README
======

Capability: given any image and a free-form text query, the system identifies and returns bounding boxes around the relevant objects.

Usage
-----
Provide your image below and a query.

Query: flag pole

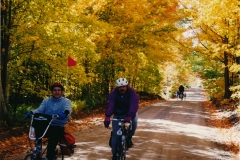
[66,56,76,97]
[65,66,69,97]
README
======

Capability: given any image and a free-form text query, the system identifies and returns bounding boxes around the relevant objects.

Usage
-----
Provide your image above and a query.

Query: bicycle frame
[111,118,132,159]
[24,114,57,160]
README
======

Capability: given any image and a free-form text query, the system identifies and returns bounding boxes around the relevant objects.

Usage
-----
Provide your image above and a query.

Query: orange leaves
[164,3,178,13]
[225,142,239,154]
[203,101,240,154]
[207,118,233,129]
[204,101,233,129]
[0,134,30,158]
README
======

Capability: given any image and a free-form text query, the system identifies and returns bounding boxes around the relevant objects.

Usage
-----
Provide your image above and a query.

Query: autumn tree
[1,0,190,126]
[178,0,240,99]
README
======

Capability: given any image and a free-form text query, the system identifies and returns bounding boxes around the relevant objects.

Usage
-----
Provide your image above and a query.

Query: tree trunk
[1,0,12,126]
[222,36,231,99]
[224,51,231,98]
[0,38,11,125]
[0,77,11,125]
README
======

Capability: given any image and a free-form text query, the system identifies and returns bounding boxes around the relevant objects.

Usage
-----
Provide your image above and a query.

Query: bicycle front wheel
[24,154,34,160]
[116,136,123,159]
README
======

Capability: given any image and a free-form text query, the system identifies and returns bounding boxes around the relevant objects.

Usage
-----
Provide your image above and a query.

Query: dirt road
[61,86,234,160]
[16,86,235,160]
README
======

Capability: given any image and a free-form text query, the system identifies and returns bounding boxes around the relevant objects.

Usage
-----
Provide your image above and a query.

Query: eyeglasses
[53,89,62,91]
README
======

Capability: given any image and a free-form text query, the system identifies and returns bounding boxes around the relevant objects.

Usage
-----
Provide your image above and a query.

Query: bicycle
[24,113,66,160]
[110,118,132,160]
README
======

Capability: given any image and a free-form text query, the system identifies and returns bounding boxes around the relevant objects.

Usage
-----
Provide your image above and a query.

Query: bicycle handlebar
[30,113,59,118]
[109,118,132,131]
[110,118,132,124]
[111,118,124,121]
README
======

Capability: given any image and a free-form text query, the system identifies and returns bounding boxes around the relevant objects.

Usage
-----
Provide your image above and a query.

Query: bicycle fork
[30,139,43,159]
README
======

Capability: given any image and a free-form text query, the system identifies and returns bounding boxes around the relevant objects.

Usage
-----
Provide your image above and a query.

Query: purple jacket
[105,86,139,119]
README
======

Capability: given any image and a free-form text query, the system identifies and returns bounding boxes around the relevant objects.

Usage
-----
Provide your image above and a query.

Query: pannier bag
[59,132,76,156]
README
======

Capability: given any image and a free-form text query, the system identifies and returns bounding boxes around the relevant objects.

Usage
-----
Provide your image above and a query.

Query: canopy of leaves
[177,0,240,100]
[1,0,200,124]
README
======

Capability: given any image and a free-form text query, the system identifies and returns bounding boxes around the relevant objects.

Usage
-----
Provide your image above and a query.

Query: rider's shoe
[127,138,133,148]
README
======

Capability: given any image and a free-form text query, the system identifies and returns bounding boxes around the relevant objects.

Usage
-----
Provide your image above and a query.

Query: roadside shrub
[71,100,85,114]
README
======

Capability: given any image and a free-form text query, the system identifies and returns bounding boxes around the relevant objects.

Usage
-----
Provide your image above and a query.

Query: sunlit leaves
[178,0,240,99]
[1,0,196,116]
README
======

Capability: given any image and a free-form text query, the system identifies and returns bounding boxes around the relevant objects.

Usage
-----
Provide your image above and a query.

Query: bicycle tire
[179,93,183,100]
[120,135,128,160]
[116,135,123,159]
[24,154,34,160]
[121,133,128,160]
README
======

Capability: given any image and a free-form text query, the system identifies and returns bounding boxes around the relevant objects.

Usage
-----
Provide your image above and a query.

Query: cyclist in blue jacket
[104,78,139,160]
[24,82,71,160]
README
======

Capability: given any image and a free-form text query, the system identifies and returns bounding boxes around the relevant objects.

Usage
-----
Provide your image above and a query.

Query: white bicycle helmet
[116,78,128,87]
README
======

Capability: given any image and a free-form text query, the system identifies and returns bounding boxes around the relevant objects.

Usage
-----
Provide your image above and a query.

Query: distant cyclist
[104,78,139,160]
[178,85,184,95]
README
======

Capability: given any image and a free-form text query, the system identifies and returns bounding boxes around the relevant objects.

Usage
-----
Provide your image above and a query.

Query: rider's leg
[127,113,138,148]
[128,113,138,138]
[46,126,64,160]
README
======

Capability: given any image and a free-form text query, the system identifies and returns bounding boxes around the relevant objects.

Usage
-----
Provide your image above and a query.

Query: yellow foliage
[230,84,240,100]
[220,99,231,105]
[229,63,240,73]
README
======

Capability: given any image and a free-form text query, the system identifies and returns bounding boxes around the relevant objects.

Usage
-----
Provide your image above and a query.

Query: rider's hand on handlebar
[58,113,66,120]
[124,116,132,123]
[104,117,110,128]
[24,111,33,120]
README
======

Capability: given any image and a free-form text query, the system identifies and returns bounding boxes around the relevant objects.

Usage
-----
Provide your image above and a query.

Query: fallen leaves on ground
[204,101,239,154]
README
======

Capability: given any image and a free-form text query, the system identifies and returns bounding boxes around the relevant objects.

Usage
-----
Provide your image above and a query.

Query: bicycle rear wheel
[179,93,183,100]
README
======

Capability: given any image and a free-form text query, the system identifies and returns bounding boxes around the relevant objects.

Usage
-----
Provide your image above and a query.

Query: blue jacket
[32,96,71,127]
[105,86,139,119]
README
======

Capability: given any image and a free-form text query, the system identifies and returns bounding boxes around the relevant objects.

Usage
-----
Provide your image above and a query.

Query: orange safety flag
[68,56,77,67]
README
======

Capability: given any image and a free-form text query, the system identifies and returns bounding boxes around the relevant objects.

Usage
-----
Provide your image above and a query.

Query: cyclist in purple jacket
[104,78,139,160]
